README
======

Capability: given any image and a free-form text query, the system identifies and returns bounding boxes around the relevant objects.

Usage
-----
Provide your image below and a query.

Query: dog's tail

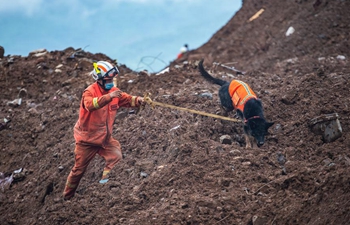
[198,59,227,86]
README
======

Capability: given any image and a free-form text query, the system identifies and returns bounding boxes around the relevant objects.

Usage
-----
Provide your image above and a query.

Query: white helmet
[91,61,119,80]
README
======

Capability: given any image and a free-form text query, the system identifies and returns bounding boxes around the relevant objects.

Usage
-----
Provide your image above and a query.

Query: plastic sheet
[0,172,13,192]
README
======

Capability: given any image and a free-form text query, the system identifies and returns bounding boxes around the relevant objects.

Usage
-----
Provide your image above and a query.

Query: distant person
[177,44,189,59]
[63,60,146,200]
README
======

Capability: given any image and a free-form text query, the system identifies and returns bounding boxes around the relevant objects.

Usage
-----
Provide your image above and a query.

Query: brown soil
[1,0,350,224]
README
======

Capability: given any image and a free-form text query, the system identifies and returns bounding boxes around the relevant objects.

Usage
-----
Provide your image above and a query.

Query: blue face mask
[104,83,114,90]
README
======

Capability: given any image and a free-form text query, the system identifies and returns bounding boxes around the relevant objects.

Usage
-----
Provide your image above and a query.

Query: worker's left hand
[138,97,146,106]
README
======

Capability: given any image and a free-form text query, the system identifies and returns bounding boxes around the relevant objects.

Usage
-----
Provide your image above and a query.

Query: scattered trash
[198,92,213,99]
[140,171,148,178]
[213,62,245,75]
[286,26,295,36]
[286,57,298,64]
[13,168,27,182]
[30,49,47,55]
[13,168,22,174]
[7,98,22,107]
[248,8,265,22]
[336,55,346,60]
[169,125,181,131]
[0,168,26,192]
[309,113,342,143]
[34,51,48,57]
[18,88,27,98]
[156,67,170,75]
[174,65,183,69]
[0,117,10,131]
[0,173,13,192]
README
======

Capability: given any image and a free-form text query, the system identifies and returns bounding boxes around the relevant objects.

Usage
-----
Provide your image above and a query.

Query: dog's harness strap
[244,115,260,123]
[238,95,257,107]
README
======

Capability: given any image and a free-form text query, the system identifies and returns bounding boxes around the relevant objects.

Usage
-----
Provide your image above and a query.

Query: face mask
[104,83,114,90]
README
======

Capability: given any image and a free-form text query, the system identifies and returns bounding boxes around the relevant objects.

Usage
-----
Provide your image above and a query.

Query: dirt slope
[1,0,350,224]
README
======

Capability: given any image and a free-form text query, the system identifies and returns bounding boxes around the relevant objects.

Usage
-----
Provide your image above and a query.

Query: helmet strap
[97,79,108,90]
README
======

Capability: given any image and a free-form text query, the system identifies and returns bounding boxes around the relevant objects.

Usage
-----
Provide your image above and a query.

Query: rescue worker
[63,60,145,200]
[177,44,189,59]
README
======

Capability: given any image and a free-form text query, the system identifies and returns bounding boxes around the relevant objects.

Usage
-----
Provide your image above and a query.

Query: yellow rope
[141,93,241,123]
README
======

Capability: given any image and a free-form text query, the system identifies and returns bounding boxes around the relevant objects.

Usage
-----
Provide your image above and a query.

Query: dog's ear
[265,122,274,131]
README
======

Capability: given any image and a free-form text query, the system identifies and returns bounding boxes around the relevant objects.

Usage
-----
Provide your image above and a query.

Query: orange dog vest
[228,80,257,112]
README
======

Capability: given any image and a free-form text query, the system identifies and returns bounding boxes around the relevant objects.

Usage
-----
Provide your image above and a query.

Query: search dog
[198,59,273,148]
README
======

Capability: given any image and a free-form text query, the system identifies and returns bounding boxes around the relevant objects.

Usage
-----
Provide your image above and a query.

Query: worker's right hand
[109,90,123,99]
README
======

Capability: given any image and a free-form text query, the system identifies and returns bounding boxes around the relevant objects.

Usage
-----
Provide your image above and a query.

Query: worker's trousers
[63,138,122,200]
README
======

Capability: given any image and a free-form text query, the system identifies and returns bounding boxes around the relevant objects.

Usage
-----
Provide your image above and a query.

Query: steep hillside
[1,0,349,224]
[182,0,349,73]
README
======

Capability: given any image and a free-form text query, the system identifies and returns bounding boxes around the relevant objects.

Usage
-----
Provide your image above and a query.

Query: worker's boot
[99,169,110,184]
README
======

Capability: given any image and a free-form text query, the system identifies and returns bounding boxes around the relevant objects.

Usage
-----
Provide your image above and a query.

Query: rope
[141,93,241,123]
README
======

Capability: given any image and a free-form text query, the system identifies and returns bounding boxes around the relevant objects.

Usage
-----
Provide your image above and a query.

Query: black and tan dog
[198,59,273,148]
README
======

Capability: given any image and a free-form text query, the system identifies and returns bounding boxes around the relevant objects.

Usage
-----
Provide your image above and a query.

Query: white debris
[7,98,22,106]
[156,67,169,75]
[30,49,46,54]
[285,26,295,36]
[336,55,346,60]
[0,173,13,192]
[34,52,47,57]
[169,125,180,131]
[55,64,63,69]
[286,57,298,63]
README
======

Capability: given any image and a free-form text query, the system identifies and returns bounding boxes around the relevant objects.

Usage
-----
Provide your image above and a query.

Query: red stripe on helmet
[98,65,107,72]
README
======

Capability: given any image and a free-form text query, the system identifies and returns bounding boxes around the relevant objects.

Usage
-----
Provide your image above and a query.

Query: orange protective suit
[228,80,257,112]
[63,82,140,200]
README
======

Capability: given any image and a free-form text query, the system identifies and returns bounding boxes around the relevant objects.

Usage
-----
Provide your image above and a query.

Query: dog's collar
[244,116,260,123]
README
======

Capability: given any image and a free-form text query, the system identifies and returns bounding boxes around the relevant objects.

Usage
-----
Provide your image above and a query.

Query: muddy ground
[1,0,350,224]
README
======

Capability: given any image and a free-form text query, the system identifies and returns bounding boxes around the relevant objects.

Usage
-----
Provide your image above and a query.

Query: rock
[309,113,342,143]
[0,45,4,58]
[229,149,241,156]
[220,135,232,145]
